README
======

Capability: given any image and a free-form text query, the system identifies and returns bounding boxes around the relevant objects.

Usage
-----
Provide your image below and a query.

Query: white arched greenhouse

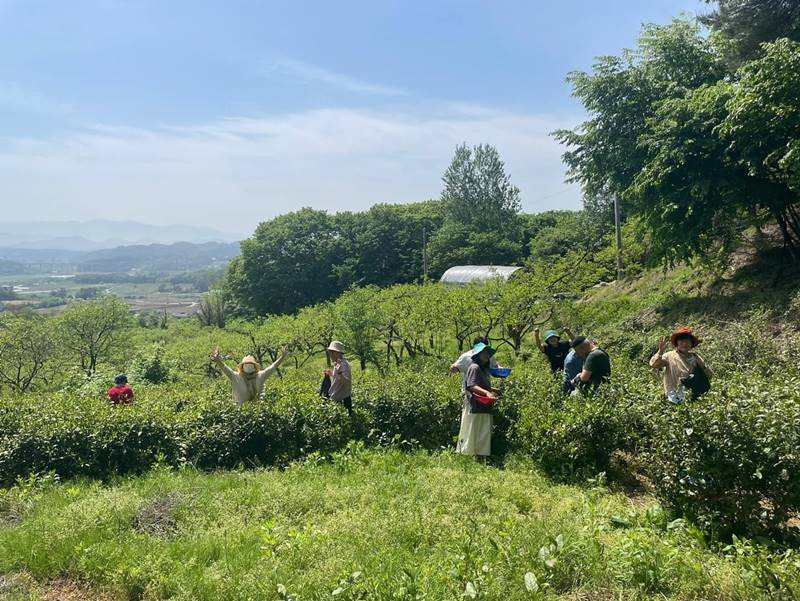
[439,265,523,286]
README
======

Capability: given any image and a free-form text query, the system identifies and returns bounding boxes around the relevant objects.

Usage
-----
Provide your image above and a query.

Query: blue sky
[0,0,705,236]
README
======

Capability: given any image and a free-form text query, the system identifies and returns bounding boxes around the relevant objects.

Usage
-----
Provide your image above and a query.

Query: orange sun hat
[670,327,700,348]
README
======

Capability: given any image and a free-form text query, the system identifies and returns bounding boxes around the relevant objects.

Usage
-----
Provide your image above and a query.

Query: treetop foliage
[223,143,564,317]
[557,16,800,265]
[701,0,800,65]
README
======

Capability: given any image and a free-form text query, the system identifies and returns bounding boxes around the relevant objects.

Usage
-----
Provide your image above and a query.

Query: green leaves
[224,202,445,316]
[558,17,800,265]
[58,296,133,376]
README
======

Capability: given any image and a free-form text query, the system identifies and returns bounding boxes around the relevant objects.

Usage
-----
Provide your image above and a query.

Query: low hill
[0,247,85,265]
[76,240,240,273]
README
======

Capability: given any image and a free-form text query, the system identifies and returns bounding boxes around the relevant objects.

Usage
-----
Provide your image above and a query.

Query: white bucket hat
[327,340,346,353]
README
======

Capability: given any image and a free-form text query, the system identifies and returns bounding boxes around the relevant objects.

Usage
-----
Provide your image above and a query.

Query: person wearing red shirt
[107,373,134,405]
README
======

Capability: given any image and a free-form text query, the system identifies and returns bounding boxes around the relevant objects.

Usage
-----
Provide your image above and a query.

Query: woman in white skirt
[454,341,498,458]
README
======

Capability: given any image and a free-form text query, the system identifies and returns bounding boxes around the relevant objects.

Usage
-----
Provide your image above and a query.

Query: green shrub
[129,342,176,385]
[511,372,652,481]
[643,374,800,541]
[3,354,800,546]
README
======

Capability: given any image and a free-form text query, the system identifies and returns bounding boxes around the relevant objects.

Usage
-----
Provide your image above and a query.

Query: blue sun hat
[544,330,559,342]
[472,341,496,357]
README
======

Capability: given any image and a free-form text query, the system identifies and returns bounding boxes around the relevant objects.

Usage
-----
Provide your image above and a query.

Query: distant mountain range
[0,220,242,252]
[76,241,240,273]
[0,241,241,275]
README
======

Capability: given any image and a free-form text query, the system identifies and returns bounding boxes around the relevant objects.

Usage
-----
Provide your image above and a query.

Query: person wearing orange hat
[650,327,712,403]
[211,346,289,406]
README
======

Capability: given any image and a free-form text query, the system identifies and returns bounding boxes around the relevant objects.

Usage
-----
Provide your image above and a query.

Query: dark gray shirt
[465,362,492,394]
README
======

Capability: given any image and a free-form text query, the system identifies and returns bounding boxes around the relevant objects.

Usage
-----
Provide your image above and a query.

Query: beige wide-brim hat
[238,355,261,370]
[327,341,346,353]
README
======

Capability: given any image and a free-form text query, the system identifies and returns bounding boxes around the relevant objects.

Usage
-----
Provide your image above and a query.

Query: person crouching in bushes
[650,327,712,404]
[320,340,352,416]
[107,373,134,405]
[569,336,611,395]
[457,341,499,460]
[211,346,288,406]
[562,346,584,395]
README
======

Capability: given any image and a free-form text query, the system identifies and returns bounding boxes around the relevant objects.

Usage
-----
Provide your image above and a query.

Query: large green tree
[58,296,132,375]
[555,20,726,218]
[441,143,521,229]
[333,201,445,288]
[429,144,524,275]
[722,39,800,256]
[226,208,338,316]
[556,19,800,264]
[701,0,800,65]
[224,202,445,316]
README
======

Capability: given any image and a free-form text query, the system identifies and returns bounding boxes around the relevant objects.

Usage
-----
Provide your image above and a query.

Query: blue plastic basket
[489,367,511,378]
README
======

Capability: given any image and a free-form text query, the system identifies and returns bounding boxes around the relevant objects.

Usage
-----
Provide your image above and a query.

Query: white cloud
[265,59,409,97]
[0,106,583,234]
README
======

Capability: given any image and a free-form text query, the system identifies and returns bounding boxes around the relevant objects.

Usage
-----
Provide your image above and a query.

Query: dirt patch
[608,450,654,496]
[39,578,114,601]
[0,503,24,528]
[564,591,623,601]
[0,573,115,601]
[132,492,184,538]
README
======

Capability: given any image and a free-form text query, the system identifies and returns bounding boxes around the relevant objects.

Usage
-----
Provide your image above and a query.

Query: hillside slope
[571,248,800,348]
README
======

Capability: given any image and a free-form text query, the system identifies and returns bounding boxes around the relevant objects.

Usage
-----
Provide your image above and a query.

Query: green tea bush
[511,371,653,481]
[0,389,355,482]
[644,373,800,541]
[352,366,462,448]
[129,342,176,385]
[0,368,465,484]
[3,354,800,545]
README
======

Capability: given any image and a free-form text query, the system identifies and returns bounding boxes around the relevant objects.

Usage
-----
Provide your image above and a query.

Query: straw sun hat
[238,355,261,370]
[327,341,346,353]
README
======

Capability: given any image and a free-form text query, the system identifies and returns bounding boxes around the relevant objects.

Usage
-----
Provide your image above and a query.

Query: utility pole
[614,195,624,281]
[422,227,428,282]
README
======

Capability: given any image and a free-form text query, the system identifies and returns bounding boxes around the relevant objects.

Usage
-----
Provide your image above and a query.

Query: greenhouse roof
[439,265,523,285]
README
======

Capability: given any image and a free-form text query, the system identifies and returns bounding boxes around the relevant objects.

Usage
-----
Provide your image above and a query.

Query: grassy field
[2,449,798,601]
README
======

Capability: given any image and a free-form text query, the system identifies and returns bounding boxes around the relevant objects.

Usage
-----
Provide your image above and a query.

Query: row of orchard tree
[0,297,132,392]
[226,277,560,373]
[0,278,565,393]
[223,248,620,373]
